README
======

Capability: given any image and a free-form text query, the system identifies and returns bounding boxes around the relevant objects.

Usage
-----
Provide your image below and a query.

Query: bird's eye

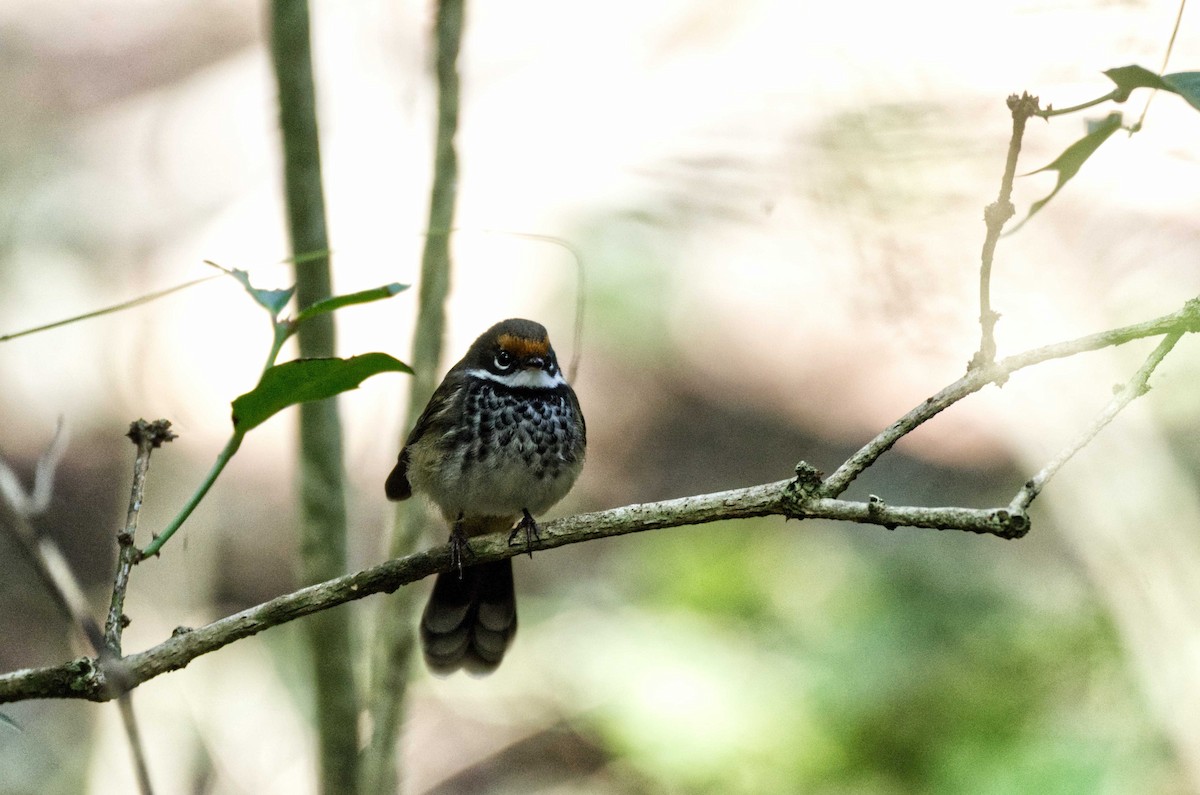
[493,350,514,371]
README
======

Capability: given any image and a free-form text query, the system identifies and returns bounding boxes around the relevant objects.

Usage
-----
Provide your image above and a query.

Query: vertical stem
[117,696,155,795]
[268,2,358,793]
[361,1,465,792]
[107,420,176,654]
[109,420,176,795]
[1134,0,1187,131]
[972,92,1038,369]
[1,420,168,794]
[139,432,240,560]
[411,0,464,403]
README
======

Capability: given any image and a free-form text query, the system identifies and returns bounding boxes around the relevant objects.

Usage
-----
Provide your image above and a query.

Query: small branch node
[1007,91,1041,120]
[792,461,824,493]
[126,419,177,450]
[784,461,825,517]
[968,346,1006,379]
[983,200,1015,227]
[999,510,1031,539]
[1183,297,1200,329]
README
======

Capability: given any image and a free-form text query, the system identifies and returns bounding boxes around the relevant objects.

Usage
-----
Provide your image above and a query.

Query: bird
[386,318,586,675]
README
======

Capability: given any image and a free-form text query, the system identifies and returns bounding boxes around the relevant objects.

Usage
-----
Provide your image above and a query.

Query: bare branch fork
[0,295,1194,705]
[973,92,1040,368]
[0,419,174,794]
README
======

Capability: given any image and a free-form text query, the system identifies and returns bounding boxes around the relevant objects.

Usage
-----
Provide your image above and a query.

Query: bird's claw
[449,519,475,579]
[507,509,541,559]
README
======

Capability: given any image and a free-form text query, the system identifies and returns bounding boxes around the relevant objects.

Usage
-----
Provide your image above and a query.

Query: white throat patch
[466,367,566,389]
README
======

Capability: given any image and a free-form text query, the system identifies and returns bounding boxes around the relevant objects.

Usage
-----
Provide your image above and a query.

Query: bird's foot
[449,517,475,579]
[507,509,541,559]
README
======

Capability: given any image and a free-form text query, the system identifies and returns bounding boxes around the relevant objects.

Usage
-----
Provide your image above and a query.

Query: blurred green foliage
[548,520,1180,794]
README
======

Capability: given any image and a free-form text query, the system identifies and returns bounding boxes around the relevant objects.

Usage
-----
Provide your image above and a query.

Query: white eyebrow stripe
[465,368,566,389]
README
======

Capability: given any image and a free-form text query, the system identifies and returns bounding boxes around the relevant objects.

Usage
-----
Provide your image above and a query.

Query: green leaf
[1011,111,1123,232]
[230,269,295,316]
[1102,65,1200,112]
[231,353,412,432]
[1103,65,1168,100]
[205,261,295,316]
[294,283,409,324]
[1163,71,1200,111]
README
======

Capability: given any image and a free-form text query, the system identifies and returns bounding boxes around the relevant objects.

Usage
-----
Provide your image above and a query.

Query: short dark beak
[526,356,546,369]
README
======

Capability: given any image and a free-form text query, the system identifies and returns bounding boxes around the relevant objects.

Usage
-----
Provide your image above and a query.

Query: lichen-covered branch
[823,296,1200,499]
[0,296,1193,708]
[0,481,1030,705]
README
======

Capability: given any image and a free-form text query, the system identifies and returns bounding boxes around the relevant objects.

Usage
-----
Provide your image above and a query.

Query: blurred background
[1,0,1200,792]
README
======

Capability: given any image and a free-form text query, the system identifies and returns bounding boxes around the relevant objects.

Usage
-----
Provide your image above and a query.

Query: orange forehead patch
[497,332,550,358]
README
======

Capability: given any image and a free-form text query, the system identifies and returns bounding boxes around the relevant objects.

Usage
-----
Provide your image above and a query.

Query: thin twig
[0,507,104,653]
[0,424,157,794]
[0,422,103,651]
[1035,91,1120,119]
[476,229,588,382]
[138,432,242,560]
[0,276,220,344]
[106,420,176,655]
[972,92,1041,368]
[823,295,1200,498]
[1010,331,1182,511]
[1134,0,1188,131]
[117,697,154,795]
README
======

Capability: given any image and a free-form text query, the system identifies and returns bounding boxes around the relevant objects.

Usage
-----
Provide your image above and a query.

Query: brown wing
[384,449,412,501]
[567,384,586,449]
[384,373,462,501]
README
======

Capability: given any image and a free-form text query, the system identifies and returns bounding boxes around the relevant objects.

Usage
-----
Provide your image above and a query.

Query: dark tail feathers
[420,559,517,675]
